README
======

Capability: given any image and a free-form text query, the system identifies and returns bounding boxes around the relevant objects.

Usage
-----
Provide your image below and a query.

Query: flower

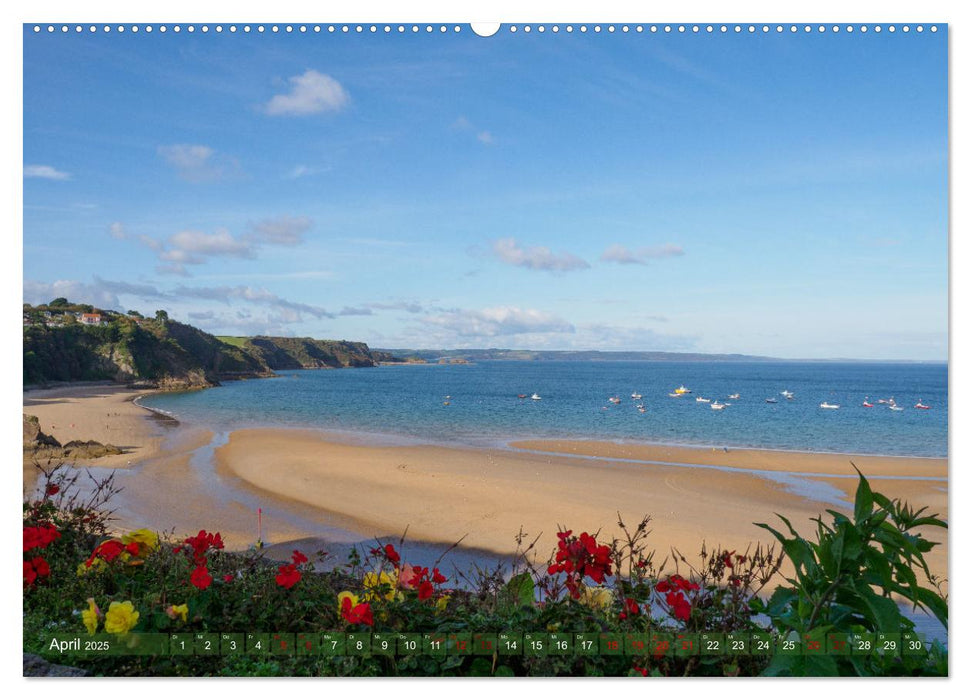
[23,524,60,552]
[104,601,139,634]
[435,595,450,612]
[291,550,308,565]
[418,581,434,601]
[276,563,301,589]
[666,591,692,621]
[183,530,224,564]
[24,561,37,587]
[547,530,613,598]
[578,585,615,611]
[121,528,159,557]
[82,598,101,635]
[166,603,189,622]
[618,597,640,620]
[223,574,234,583]
[31,556,50,578]
[383,544,400,566]
[190,565,213,590]
[363,569,400,601]
[338,593,373,626]
[45,484,60,497]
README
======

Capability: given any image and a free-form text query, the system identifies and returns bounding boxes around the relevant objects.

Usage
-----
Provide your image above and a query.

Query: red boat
[862,401,874,407]
[915,401,930,410]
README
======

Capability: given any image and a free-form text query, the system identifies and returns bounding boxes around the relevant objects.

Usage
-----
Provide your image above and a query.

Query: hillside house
[79,313,103,326]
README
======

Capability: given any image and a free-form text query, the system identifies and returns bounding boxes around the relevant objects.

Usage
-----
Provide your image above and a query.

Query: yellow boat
[674,385,691,395]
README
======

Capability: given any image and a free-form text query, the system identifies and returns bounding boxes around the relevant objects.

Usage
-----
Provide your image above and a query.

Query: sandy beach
[21,385,948,589]
[214,428,948,586]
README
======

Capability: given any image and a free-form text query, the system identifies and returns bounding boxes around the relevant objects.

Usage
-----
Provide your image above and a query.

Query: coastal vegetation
[23,464,947,677]
[23,300,387,388]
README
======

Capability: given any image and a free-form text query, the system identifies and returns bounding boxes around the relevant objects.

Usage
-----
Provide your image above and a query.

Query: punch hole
[471,23,500,37]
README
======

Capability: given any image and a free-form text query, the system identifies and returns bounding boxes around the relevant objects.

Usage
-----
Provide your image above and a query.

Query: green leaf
[494,665,515,677]
[914,586,949,629]
[854,469,874,524]
[505,572,535,608]
[802,651,840,677]
[856,587,902,632]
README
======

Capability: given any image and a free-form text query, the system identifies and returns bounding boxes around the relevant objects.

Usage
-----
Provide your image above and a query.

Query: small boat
[631,393,642,400]
[820,402,840,409]
[696,397,711,403]
[765,398,778,404]
[443,401,450,406]
[674,385,692,395]
[711,401,726,410]
[889,405,904,412]
[668,393,683,398]
[877,398,889,404]
[915,401,930,410]
[608,397,622,404]
[638,407,646,413]
[530,393,542,401]
[781,390,794,399]
[728,393,740,400]
[862,400,874,408]
[517,394,527,399]
[635,403,644,409]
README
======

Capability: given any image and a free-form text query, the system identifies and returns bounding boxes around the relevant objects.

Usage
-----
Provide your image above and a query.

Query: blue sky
[22,24,948,359]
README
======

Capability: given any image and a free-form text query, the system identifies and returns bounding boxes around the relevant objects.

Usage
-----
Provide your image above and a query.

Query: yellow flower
[578,585,615,611]
[337,591,359,610]
[435,595,450,612]
[81,598,101,635]
[166,603,189,622]
[104,601,140,634]
[121,529,158,556]
[363,570,401,601]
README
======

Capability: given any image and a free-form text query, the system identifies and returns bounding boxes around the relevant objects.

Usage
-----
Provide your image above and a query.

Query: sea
[140,360,948,458]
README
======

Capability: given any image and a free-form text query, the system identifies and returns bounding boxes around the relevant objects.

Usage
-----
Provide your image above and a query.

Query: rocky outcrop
[23,414,60,448]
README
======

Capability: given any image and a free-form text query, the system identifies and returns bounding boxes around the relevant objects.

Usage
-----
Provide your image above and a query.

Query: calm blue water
[140,361,947,457]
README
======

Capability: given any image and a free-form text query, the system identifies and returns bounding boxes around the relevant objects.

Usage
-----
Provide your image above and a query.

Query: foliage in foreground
[23,464,947,677]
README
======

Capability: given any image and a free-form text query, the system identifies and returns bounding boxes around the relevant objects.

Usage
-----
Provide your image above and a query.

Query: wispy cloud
[23,276,166,310]
[172,284,334,321]
[157,144,241,183]
[421,305,575,338]
[452,115,495,146]
[600,243,685,265]
[24,165,71,180]
[265,70,349,116]
[247,216,312,246]
[491,237,590,272]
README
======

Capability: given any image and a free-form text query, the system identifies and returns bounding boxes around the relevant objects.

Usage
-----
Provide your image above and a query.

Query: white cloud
[169,229,253,258]
[600,243,686,265]
[24,165,71,180]
[491,237,590,272]
[157,144,239,183]
[248,216,312,246]
[108,222,127,240]
[172,284,334,320]
[477,131,494,144]
[23,277,166,310]
[265,70,349,116]
[452,115,495,145]
[422,306,575,338]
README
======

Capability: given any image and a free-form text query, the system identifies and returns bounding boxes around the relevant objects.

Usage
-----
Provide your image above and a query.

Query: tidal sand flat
[214,428,947,586]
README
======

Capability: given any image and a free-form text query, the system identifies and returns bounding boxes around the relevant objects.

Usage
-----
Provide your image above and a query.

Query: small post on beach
[256,507,263,550]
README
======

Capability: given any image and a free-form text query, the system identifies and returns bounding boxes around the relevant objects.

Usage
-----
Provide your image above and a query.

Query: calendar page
[21,8,950,681]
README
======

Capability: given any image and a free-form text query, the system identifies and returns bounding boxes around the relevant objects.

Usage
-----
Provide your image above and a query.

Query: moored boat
[711,401,726,410]
[915,401,930,410]
[530,393,542,400]
[696,397,711,403]
[820,402,840,409]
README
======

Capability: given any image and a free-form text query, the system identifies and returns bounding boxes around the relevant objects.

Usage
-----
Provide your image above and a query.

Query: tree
[49,297,69,307]
[155,309,169,323]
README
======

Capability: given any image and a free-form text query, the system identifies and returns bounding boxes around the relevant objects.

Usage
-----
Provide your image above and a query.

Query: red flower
[23,524,60,552]
[125,542,141,556]
[23,561,37,586]
[223,574,234,582]
[340,597,374,626]
[632,664,649,677]
[431,568,447,585]
[183,530,224,564]
[45,484,60,497]
[31,556,50,578]
[190,565,213,590]
[418,580,434,601]
[86,539,125,566]
[655,579,671,593]
[275,563,301,589]
[547,530,613,599]
[384,544,400,566]
[666,591,692,621]
[291,550,308,565]
[618,597,640,620]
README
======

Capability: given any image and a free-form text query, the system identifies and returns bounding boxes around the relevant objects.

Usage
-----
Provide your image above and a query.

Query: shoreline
[21,385,948,590]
